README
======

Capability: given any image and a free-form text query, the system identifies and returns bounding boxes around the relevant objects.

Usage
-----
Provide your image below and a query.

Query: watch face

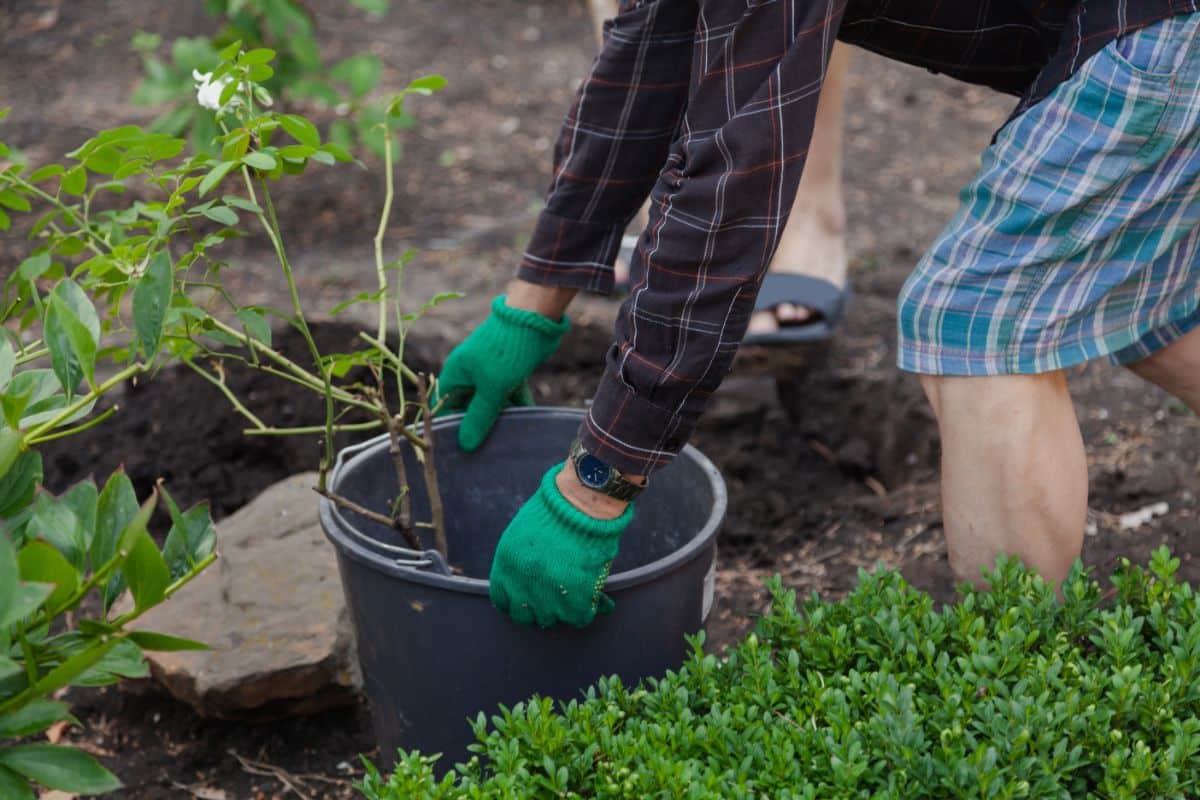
[577,454,613,490]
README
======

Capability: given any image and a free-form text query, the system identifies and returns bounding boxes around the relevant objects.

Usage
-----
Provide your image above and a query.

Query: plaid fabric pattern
[518,0,1198,476]
[898,12,1200,376]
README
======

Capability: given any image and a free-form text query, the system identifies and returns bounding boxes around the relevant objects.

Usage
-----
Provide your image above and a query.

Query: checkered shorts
[898,12,1200,376]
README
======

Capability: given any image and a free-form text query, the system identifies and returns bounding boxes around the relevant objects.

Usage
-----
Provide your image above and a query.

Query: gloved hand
[434,295,569,451]
[489,465,634,628]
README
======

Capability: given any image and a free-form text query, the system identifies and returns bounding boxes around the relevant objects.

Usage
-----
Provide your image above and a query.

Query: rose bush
[0,43,446,793]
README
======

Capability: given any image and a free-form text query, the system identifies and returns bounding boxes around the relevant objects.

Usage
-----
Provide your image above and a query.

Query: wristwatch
[568,438,646,502]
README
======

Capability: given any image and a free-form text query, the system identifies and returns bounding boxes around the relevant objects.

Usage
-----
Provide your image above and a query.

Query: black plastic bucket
[319,407,726,767]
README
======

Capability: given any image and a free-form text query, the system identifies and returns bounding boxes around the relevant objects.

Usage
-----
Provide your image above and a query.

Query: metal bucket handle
[326,432,451,575]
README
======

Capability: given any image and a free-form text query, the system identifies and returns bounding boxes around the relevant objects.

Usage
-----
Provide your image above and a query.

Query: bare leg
[748,43,850,334]
[1126,325,1200,413]
[592,0,850,328]
[919,371,1088,589]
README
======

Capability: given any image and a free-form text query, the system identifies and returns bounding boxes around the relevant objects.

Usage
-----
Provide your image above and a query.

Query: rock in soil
[121,473,361,719]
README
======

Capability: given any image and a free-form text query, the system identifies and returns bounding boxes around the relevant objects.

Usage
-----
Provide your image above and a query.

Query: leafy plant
[0,118,218,797]
[0,32,445,796]
[3,44,450,542]
[359,549,1200,799]
[132,0,405,157]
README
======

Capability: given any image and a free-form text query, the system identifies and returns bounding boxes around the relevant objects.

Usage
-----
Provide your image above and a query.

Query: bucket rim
[318,406,726,595]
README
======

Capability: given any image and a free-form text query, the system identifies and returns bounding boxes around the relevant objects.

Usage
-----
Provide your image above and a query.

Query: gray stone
[125,472,360,719]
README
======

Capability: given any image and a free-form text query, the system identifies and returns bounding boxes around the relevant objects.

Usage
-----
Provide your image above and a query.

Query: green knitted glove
[489,465,634,628]
[434,295,569,452]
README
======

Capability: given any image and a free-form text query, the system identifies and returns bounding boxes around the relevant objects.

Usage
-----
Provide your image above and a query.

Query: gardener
[437,1,1200,628]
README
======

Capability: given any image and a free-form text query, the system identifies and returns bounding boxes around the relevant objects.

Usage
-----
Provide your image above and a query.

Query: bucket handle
[325,432,453,576]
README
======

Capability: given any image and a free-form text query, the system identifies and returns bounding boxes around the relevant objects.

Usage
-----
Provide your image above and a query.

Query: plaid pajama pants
[898,12,1200,376]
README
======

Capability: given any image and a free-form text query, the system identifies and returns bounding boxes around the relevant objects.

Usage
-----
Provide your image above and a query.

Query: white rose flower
[193,69,240,112]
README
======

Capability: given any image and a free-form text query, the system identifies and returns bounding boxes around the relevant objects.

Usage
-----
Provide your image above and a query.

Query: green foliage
[0,43,445,792]
[361,549,1200,799]
[0,478,215,797]
[131,0,403,157]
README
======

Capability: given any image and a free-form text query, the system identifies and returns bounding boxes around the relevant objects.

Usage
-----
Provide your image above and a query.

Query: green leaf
[422,291,464,313]
[240,47,276,66]
[128,631,210,652]
[45,291,96,392]
[133,251,173,359]
[27,164,64,183]
[329,287,385,316]
[331,55,382,99]
[0,342,14,393]
[0,582,53,629]
[241,151,277,171]
[26,492,84,571]
[0,766,32,800]
[0,209,9,232]
[0,451,42,519]
[408,74,448,93]
[218,39,243,60]
[278,114,320,147]
[76,637,148,686]
[17,540,78,612]
[0,191,31,212]
[235,308,271,347]
[198,160,237,197]
[319,142,354,163]
[93,470,138,609]
[0,744,121,793]
[222,194,261,214]
[200,205,238,226]
[246,63,274,83]
[83,145,121,175]
[0,529,17,629]
[0,700,74,739]
[160,491,216,580]
[61,480,98,558]
[0,428,22,480]
[123,531,169,611]
[59,166,87,196]
[17,252,50,281]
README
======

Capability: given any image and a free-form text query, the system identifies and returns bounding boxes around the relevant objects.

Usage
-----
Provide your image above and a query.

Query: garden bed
[6,0,1200,795]
[37,317,1200,798]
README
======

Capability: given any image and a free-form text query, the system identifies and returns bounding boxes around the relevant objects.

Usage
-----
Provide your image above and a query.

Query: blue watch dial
[576,454,613,489]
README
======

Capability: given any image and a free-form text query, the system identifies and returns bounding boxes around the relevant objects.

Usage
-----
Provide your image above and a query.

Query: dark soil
[5,0,1200,797]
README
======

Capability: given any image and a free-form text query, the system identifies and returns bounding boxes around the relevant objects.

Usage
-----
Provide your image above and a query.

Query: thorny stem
[374,128,395,346]
[4,174,109,258]
[245,421,381,437]
[23,363,144,444]
[372,370,414,541]
[24,406,119,446]
[238,165,338,484]
[417,374,447,558]
[185,359,268,430]
[314,486,422,550]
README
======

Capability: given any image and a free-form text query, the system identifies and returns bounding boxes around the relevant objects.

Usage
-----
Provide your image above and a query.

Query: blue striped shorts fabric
[898,12,1200,376]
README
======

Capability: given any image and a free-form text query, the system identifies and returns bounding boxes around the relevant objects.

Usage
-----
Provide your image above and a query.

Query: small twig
[228,750,318,799]
[244,420,382,437]
[314,485,422,550]
[372,367,414,539]
[417,373,448,558]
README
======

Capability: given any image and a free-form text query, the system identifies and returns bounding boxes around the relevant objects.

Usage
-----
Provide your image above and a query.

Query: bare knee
[918,372,1069,430]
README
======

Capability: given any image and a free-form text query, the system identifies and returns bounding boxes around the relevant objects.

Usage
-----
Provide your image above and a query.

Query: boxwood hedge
[359,548,1200,799]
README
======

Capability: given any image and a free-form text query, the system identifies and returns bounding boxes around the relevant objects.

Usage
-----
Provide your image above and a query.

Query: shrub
[132,0,402,157]
[0,41,439,791]
[360,548,1200,799]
